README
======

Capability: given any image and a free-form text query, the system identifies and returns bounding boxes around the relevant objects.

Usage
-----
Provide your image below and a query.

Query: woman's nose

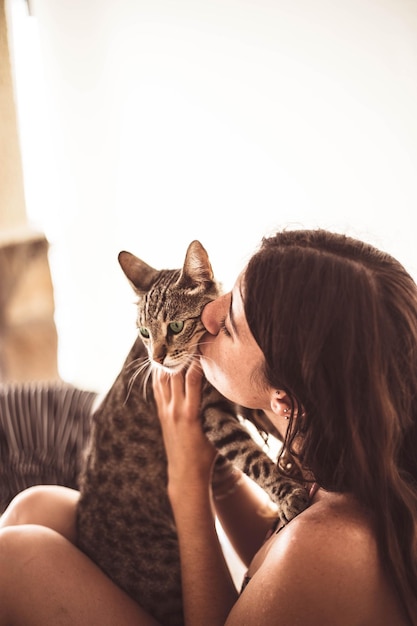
[201,296,227,335]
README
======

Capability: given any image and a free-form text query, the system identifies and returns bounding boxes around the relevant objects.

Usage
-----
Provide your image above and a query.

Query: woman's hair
[243,228,417,621]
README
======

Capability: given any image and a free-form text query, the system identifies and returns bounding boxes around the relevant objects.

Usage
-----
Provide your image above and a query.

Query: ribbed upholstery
[0,382,97,513]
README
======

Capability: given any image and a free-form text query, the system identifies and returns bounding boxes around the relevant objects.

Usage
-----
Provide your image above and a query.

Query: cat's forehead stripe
[144,270,180,320]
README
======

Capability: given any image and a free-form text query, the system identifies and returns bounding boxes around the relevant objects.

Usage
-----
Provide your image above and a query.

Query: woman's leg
[0,485,79,542]
[0,524,160,626]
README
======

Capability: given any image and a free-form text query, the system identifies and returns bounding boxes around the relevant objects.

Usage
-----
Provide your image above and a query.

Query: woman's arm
[153,365,238,625]
[153,364,236,624]
[212,466,278,566]
[170,468,238,626]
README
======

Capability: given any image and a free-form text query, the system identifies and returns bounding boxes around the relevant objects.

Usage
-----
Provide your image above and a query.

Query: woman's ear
[270,390,291,419]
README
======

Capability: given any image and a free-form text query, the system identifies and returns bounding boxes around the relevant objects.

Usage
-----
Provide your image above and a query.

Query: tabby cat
[76,240,309,626]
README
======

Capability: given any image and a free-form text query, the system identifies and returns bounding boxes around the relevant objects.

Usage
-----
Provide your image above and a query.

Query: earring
[283,407,291,420]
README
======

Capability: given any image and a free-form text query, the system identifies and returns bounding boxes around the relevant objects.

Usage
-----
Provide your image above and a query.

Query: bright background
[8,0,417,393]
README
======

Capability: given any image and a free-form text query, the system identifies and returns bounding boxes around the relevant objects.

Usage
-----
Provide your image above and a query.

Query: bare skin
[0,480,408,625]
[0,523,160,626]
[152,369,410,626]
[0,485,79,541]
[227,489,409,626]
[0,274,411,625]
[0,487,159,626]
[152,275,411,625]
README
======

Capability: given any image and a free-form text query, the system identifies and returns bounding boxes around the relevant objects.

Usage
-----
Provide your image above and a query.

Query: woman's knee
[1,485,48,526]
[0,485,80,542]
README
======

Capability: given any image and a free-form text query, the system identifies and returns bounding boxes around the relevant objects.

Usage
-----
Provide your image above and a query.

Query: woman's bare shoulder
[226,489,409,626]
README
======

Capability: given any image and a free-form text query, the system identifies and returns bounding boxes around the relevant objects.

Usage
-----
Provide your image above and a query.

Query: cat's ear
[177,240,214,288]
[118,251,159,295]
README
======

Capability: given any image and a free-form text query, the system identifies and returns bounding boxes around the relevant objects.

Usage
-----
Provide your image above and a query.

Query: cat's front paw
[277,485,310,525]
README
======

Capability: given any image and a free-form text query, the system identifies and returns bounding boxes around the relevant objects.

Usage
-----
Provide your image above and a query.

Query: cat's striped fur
[76,240,309,626]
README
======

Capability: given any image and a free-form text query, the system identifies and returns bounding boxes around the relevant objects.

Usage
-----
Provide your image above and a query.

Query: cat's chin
[152,361,187,376]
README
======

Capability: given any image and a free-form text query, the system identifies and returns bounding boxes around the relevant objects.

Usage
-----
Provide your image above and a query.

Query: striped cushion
[0,382,97,513]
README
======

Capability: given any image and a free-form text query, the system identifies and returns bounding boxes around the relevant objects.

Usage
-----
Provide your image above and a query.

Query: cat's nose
[152,346,167,365]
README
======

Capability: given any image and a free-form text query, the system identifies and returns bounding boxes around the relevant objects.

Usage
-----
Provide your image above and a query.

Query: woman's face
[199,274,271,411]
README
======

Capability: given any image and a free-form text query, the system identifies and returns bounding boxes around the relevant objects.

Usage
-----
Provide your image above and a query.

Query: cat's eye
[169,321,184,334]
[139,327,150,338]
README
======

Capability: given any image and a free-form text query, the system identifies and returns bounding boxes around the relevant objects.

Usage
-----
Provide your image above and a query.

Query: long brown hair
[243,229,417,623]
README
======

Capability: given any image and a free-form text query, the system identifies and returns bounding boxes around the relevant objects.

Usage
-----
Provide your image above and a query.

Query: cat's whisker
[141,366,153,399]
[196,338,215,351]
[125,356,148,373]
[195,351,217,367]
[187,352,205,369]
[125,359,152,403]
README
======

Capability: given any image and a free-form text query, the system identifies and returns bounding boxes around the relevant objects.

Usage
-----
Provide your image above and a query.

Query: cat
[76,240,309,626]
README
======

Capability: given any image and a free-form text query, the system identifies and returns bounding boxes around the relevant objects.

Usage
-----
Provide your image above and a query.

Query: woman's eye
[139,326,150,338]
[219,317,231,337]
[169,321,184,334]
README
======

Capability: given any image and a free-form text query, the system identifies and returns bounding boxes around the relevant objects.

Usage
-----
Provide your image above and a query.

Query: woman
[1,228,416,625]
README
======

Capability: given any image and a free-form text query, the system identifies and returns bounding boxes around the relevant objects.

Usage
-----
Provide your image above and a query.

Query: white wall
[9,0,417,393]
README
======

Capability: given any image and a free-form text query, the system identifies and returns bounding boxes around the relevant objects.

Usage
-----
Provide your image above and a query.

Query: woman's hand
[152,361,218,503]
[153,362,239,625]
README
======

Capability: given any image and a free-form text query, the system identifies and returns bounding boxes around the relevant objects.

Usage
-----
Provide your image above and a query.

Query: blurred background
[1,0,417,394]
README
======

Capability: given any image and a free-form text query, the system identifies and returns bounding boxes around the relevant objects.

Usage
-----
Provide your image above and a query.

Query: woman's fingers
[152,362,217,497]
[153,361,204,421]
[185,360,203,409]
[170,368,186,398]
[152,369,170,409]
